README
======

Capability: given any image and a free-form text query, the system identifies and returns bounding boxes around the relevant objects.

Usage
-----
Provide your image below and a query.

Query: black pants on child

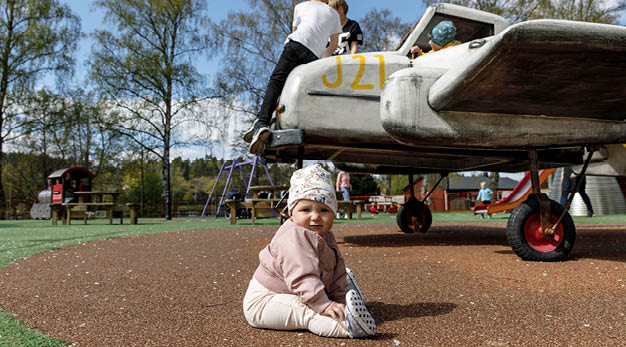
[258,40,318,125]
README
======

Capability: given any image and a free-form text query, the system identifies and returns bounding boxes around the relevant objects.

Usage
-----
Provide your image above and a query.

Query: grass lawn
[0,212,623,346]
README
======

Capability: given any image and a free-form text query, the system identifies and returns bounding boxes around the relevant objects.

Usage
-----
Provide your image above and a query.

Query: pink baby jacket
[253,219,349,313]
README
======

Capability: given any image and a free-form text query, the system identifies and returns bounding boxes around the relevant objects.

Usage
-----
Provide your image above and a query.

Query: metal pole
[263,162,275,186]
[529,150,541,194]
[201,162,226,217]
[551,147,596,231]
[423,174,446,202]
[216,160,237,217]
[297,146,304,169]
[247,158,258,194]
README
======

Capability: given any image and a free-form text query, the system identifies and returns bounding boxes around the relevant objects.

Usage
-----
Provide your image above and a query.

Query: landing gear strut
[396,174,445,233]
[506,147,595,261]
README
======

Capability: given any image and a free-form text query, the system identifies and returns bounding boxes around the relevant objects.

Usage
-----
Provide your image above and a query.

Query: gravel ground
[1,221,625,346]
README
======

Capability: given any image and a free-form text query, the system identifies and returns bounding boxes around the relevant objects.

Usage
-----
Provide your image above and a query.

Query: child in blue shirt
[476,181,493,218]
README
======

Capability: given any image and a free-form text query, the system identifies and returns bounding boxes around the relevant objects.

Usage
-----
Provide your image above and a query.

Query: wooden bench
[224,199,287,225]
[337,200,365,220]
[50,202,139,225]
[224,199,365,224]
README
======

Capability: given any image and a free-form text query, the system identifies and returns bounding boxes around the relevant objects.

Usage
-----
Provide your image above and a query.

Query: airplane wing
[428,19,626,120]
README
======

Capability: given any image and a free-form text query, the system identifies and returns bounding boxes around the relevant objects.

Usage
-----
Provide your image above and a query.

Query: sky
[55,0,430,162]
[60,0,425,83]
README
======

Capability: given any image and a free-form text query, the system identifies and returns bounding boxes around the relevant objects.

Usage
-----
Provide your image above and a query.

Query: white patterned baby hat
[287,164,338,215]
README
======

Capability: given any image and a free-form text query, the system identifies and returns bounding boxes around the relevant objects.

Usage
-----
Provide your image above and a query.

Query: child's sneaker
[344,289,376,338]
[243,119,258,143]
[345,268,364,301]
[248,123,271,155]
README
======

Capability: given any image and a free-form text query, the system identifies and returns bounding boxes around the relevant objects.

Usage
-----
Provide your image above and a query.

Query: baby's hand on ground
[322,302,346,321]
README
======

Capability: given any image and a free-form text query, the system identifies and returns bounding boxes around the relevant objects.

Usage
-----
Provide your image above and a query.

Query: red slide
[473,169,555,216]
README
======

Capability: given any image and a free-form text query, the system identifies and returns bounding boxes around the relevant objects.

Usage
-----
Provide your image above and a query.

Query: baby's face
[291,199,335,236]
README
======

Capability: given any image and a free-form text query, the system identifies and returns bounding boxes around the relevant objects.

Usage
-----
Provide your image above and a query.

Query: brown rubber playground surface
[1,221,626,346]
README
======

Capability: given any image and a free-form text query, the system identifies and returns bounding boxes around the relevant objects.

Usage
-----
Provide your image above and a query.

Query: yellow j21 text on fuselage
[322,55,386,90]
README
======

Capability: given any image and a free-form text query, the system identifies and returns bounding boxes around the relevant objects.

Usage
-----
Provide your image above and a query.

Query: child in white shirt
[245,0,342,154]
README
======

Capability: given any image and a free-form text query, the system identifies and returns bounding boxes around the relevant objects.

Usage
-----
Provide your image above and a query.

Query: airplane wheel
[396,199,432,233]
[506,199,576,262]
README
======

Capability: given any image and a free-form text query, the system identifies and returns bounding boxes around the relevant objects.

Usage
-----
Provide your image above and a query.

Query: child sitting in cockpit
[410,20,461,58]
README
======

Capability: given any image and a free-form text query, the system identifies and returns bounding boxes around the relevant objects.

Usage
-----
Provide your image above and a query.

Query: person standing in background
[336,170,352,218]
[476,181,493,219]
[571,171,594,217]
[559,167,575,207]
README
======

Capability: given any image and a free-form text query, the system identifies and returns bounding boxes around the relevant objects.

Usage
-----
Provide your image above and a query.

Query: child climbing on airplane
[244,0,342,154]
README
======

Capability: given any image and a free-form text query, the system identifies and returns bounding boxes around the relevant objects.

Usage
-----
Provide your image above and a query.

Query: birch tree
[0,0,79,218]
[90,0,216,219]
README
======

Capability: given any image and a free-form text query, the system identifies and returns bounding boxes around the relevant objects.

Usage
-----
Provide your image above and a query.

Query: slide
[473,169,555,216]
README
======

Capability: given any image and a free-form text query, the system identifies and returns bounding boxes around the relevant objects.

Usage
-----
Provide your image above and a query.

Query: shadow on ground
[342,224,626,263]
[367,301,457,324]
[342,226,510,248]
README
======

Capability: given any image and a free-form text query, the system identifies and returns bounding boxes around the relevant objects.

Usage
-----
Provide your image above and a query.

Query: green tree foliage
[359,9,412,52]
[122,159,164,217]
[351,174,380,196]
[488,171,500,192]
[534,0,625,23]
[0,0,80,218]
[423,0,625,23]
[20,89,124,179]
[188,155,222,178]
[90,0,217,219]
[390,175,409,195]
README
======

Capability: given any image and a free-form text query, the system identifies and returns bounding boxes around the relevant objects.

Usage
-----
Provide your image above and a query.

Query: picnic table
[248,185,289,199]
[50,191,138,225]
[224,183,365,225]
[73,191,121,203]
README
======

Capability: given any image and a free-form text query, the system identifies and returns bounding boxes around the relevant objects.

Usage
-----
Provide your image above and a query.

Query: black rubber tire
[506,198,576,262]
[396,199,432,233]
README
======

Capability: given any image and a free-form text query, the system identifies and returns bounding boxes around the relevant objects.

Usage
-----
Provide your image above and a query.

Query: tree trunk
[0,140,5,219]
[42,129,49,189]
[0,4,12,220]
[162,109,172,220]
[162,148,172,220]
[140,149,144,217]
[489,172,500,197]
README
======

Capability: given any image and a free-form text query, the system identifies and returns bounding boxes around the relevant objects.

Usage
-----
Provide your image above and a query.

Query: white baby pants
[242,278,349,337]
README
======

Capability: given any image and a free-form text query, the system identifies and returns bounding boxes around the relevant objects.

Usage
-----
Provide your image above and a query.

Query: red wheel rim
[523,213,564,252]
[404,206,425,232]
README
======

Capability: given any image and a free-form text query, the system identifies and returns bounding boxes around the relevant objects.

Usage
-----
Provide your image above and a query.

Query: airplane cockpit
[401,13,497,57]
[395,5,509,58]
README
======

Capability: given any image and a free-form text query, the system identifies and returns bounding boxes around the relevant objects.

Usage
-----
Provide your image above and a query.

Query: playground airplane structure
[257,3,626,262]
